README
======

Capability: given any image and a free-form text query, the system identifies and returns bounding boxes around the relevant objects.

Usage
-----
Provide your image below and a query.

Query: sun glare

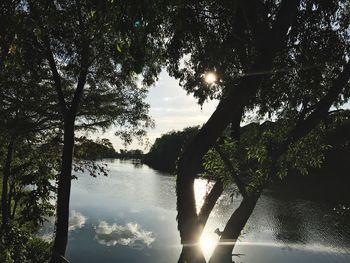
[204,72,217,84]
[199,234,217,256]
[194,179,214,212]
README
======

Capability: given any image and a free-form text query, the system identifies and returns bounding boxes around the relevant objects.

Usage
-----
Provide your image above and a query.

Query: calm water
[42,159,350,262]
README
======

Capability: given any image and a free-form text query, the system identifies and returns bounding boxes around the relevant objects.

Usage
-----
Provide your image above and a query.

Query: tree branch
[272,0,300,44]
[28,1,67,115]
[288,61,350,144]
[238,0,270,51]
[69,40,90,117]
[214,145,248,199]
[197,180,224,226]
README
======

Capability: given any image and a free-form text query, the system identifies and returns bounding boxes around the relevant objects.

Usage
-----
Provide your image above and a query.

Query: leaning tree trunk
[1,136,15,227]
[175,25,283,263]
[50,116,75,263]
[209,196,259,263]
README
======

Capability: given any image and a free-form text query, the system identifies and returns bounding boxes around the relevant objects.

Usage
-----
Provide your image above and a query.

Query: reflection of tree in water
[273,201,307,244]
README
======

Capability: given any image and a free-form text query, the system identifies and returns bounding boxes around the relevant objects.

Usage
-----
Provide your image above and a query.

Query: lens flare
[204,72,217,84]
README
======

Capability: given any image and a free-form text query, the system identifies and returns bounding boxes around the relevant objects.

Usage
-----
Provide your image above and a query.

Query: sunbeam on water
[191,238,350,261]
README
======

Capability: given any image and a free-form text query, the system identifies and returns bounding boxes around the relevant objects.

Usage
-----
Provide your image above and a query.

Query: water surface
[48,159,350,262]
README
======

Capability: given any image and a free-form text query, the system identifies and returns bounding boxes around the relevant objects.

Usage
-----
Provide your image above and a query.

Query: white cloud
[69,210,87,231]
[95,221,155,249]
[38,210,87,241]
[163,96,172,102]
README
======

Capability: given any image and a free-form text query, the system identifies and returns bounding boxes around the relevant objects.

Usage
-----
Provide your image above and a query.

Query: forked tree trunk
[178,245,207,263]
[50,116,75,263]
[177,180,224,263]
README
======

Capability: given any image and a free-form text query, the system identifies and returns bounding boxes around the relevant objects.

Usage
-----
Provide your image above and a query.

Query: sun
[204,72,217,84]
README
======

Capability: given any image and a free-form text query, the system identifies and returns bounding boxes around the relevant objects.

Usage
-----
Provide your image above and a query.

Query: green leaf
[89,10,96,18]
[116,43,122,53]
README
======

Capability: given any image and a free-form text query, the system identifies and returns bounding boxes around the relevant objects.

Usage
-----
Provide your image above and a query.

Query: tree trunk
[175,30,281,261]
[176,174,207,263]
[11,191,18,220]
[175,2,299,261]
[7,178,15,217]
[176,91,250,263]
[198,180,224,226]
[209,196,259,263]
[1,136,15,227]
[178,245,207,263]
[177,180,224,263]
[50,116,75,263]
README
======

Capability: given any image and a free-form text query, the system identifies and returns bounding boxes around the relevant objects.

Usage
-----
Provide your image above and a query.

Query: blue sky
[90,70,218,152]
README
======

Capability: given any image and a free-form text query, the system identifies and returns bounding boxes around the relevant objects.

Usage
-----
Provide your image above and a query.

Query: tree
[144,126,199,173]
[0,0,61,228]
[0,3,62,261]
[165,1,350,262]
[25,1,167,261]
[75,137,116,160]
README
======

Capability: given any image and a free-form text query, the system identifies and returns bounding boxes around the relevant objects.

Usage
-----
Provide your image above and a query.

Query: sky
[87,70,350,152]
[89,70,218,152]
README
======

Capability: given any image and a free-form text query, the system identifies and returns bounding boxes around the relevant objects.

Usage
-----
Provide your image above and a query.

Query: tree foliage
[1,0,169,262]
[167,1,350,262]
[144,126,199,173]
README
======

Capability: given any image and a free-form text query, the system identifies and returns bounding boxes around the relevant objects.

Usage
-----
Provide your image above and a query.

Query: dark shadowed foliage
[143,126,199,173]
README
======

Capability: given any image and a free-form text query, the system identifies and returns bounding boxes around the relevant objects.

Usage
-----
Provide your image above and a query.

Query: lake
[42,159,350,263]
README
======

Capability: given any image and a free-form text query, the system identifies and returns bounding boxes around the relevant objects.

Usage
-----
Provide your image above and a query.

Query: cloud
[37,210,87,241]
[95,221,155,249]
[163,96,173,102]
[69,210,87,231]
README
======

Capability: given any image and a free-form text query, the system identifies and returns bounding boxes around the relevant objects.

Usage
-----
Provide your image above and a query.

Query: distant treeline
[143,126,200,173]
[75,137,144,160]
[116,149,144,159]
[143,117,350,191]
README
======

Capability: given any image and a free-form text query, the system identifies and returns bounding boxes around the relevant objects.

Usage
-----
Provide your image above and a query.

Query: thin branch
[214,145,248,199]
[288,61,350,144]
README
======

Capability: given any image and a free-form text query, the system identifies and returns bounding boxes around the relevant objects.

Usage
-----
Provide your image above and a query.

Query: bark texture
[1,136,15,227]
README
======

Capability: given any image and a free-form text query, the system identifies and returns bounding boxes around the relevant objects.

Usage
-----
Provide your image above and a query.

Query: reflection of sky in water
[41,159,350,263]
[38,210,87,241]
[69,210,87,231]
[94,221,155,249]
